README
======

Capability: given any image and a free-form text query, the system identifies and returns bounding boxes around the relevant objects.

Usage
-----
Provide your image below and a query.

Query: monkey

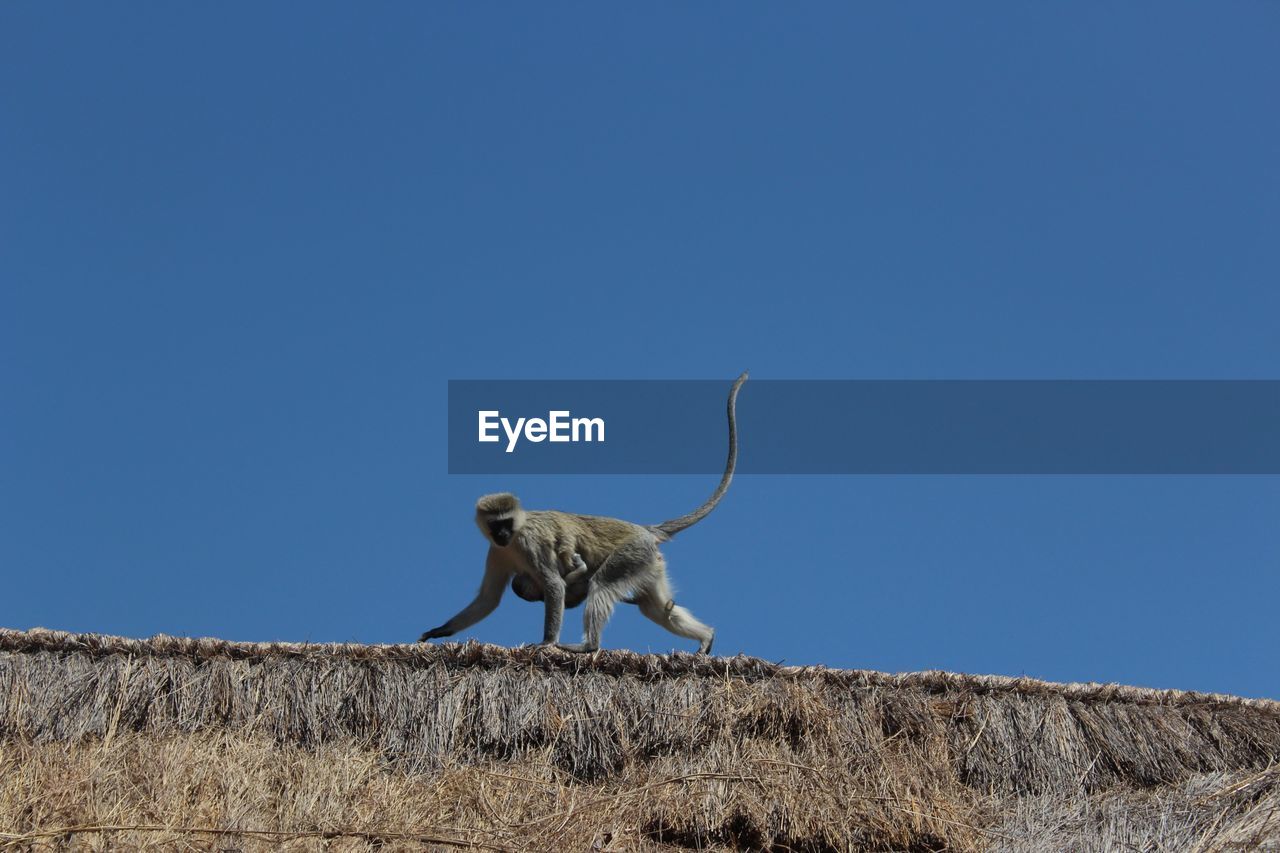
[418,371,747,654]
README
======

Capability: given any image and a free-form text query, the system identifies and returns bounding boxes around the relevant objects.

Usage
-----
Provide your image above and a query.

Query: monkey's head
[475,492,525,548]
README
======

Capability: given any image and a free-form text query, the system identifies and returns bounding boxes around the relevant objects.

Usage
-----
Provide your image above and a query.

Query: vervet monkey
[419,371,748,654]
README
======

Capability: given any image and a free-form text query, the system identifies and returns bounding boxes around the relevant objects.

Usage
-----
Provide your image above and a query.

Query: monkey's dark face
[487,517,515,547]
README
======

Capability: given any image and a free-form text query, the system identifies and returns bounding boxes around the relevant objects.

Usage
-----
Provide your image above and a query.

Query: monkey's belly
[563,578,590,608]
[509,573,591,607]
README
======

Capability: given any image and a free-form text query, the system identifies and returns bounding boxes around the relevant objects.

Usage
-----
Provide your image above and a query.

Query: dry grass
[0,628,1277,851]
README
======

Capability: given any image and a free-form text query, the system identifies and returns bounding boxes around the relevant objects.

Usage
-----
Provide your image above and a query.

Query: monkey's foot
[698,631,715,655]
[555,642,600,653]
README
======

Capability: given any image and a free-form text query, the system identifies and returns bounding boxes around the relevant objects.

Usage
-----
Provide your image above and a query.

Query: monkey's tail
[650,371,748,540]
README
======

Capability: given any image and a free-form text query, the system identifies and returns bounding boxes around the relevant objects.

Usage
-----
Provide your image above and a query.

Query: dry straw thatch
[0,627,1277,851]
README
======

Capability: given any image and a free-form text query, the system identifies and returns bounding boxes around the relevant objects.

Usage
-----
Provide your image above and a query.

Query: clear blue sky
[2,5,1277,698]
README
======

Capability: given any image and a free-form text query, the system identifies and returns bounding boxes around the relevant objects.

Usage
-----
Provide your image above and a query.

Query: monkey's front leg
[540,572,567,645]
[418,560,511,643]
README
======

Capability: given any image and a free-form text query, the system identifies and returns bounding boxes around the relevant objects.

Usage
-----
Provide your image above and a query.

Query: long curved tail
[651,371,748,540]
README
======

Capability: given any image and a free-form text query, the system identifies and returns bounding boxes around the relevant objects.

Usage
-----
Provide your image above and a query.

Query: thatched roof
[1,627,1277,850]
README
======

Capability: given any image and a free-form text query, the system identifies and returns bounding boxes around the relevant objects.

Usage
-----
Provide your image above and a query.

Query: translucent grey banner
[447,380,1280,474]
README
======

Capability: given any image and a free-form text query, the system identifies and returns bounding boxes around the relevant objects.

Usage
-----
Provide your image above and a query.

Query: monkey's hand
[563,553,590,584]
[418,626,453,642]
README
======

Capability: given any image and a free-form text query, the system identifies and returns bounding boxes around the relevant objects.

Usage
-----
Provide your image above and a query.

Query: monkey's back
[526,510,652,569]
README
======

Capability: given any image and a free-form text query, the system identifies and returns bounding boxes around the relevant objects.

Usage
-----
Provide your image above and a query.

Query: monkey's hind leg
[557,535,658,654]
[636,569,715,654]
